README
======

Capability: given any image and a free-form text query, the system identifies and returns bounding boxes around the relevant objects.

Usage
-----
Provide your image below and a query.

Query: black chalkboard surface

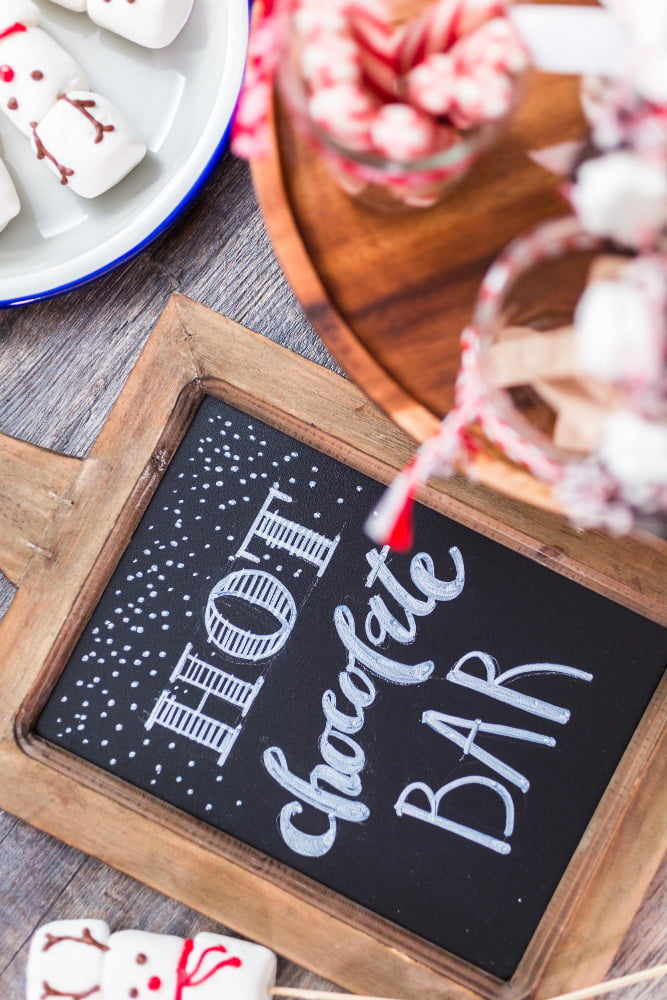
[37,394,666,981]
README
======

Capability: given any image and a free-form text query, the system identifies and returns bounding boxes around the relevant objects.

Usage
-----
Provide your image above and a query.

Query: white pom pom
[599,410,667,494]
[574,278,658,383]
[572,152,667,249]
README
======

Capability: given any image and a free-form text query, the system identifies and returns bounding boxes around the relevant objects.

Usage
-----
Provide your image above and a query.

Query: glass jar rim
[472,215,606,464]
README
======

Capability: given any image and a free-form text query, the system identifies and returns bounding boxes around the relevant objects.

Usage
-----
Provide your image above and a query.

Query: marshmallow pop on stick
[27,920,277,1000]
[25,920,667,1000]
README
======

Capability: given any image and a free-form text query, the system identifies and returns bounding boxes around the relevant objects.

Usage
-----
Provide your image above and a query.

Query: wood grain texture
[251,71,584,435]
[249,2,653,520]
[0,153,335,1000]
[0,295,665,1000]
[0,435,80,587]
[0,152,664,1000]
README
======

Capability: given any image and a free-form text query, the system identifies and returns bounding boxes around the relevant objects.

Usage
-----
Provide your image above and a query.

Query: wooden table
[0,153,664,1000]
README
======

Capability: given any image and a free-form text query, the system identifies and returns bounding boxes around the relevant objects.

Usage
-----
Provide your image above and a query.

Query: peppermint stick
[347,0,401,101]
[397,0,507,74]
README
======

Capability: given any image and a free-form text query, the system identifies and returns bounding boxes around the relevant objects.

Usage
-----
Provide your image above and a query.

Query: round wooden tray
[251,63,587,512]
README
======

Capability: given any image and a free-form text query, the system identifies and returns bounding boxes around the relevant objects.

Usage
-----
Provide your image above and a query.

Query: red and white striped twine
[366,218,615,549]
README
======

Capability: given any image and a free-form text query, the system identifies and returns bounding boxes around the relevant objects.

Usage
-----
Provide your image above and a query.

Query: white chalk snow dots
[27,919,278,1000]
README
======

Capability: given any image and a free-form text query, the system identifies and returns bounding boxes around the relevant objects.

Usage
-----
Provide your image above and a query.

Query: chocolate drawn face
[0,24,87,135]
[102,931,181,1000]
[1,61,44,107]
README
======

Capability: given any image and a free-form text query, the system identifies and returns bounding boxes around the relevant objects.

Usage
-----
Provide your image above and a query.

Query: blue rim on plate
[2,121,235,309]
[0,0,251,309]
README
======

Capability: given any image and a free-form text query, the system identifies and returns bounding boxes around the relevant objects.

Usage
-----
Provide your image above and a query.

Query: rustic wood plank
[0,436,81,588]
[606,864,667,1000]
[0,809,17,842]
[0,156,323,459]
[0,297,663,1000]
[0,816,339,1000]
[0,152,327,1000]
[0,819,84,976]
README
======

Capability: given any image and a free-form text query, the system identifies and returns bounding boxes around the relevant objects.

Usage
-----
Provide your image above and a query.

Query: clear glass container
[275,1,519,211]
[473,215,614,463]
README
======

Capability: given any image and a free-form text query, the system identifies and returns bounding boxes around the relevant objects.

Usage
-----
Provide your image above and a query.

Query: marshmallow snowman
[31,89,147,197]
[0,1,147,196]
[26,919,111,1000]
[0,155,20,229]
[0,3,89,136]
[86,0,196,50]
[27,919,278,1000]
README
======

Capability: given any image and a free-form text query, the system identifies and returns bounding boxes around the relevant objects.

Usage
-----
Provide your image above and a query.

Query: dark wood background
[0,153,664,1000]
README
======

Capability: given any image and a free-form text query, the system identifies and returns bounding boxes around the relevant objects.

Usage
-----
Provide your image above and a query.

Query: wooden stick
[270,962,667,1000]
[543,962,667,1000]
[272,991,396,1000]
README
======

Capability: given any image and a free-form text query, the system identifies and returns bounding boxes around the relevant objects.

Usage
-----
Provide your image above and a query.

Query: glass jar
[473,215,623,464]
[274,0,522,211]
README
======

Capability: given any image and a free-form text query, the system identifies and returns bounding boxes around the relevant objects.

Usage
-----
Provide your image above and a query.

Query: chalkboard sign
[35,392,667,980]
[2,300,666,1000]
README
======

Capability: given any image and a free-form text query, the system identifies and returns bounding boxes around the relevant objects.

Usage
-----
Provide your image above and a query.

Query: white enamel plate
[0,0,249,306]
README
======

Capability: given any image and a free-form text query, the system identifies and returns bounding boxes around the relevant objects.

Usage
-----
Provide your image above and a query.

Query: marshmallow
[86,0,195,49]
[571,151,667,249]
[27,920,278,1000]
[45,0,88,11]
[26,919,111,1000]
[0,155,19,231]
[102,930,184,999]
[31,90,147,197]
[0,22,88,136]
[0,0,40,27]
[574,277,660,384]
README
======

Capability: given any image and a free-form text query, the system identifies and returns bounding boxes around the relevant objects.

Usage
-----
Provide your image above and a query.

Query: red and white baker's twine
[366,218,629,550]
[231,0,283,160]
[365,325,565,551]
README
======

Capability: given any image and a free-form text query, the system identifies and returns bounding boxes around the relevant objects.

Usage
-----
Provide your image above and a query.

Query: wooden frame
[0,295,665,1000]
